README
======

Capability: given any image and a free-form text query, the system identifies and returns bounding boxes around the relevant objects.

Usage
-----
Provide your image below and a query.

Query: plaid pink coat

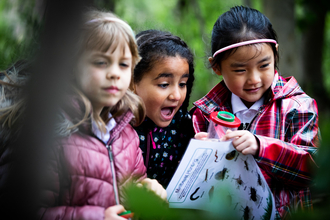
[190,72,319,219]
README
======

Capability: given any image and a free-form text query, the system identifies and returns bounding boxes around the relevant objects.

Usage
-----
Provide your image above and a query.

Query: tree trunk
[263,0,302,81]
[93,0,116,12]
[243,0,252,7]
[301,2,329,112]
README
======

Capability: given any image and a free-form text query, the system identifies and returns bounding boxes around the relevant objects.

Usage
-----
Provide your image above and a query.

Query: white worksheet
[166,139,275,220]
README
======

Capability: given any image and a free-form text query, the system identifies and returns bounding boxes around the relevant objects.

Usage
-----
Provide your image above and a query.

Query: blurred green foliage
[124,182,240,220]
[1,0,330,218]
[1,0,329,109]
[115,0,242,107]
[324,14,330,95]
[0,0,40,70]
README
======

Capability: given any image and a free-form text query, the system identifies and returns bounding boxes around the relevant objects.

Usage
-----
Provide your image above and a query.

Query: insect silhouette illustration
[241,158,249,171]
[232,174,245,189]
[226,192,233,206]
[256,172,265,191]
[208,186,214,201]
[249,187,260,204]
[257,173,262,186]
[226,150,237,160]
[190,187,200,201]
[240,205,252,220]
[214,150,219,162]
[203,169,209,182]
[200,191,205,198]
[215,167,228,181]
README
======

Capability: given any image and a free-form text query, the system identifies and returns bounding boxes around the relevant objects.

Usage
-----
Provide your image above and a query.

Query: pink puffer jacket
[38,111,146,220]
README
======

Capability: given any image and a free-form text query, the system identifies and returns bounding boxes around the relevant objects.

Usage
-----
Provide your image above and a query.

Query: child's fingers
[221,130,243,141]
[140,178,168,201]
[159,187,168,200]
[104,205,126,219]
[233,138,249,153]
[231,132,259,156]
[194,132,208,140]
[220,129,233,141]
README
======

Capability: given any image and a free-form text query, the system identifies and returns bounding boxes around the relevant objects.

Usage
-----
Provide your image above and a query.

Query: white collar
[231,93,264,114]
[92,112,117,144]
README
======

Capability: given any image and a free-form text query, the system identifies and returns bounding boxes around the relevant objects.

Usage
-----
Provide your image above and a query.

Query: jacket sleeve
[37,144,106,220]
[190,107,209,133]
[256,98,319,188]
[39,206,105,220]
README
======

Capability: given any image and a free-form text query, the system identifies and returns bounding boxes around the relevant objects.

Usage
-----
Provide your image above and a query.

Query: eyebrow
[257,56,272,64]
[154,73,190,80]
[230,62,247,68]
[90,52,132,60]
[230,56,272,68]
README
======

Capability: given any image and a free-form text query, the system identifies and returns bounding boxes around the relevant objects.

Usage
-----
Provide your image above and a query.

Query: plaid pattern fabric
[190,73,319,219]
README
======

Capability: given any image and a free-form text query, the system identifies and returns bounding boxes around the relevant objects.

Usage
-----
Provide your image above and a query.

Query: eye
[260,63,270,68]
[120,62,130,68]
[233,69,245,73]
[93,60,107,67]
[158,83,169,89]
[179,82,187,88]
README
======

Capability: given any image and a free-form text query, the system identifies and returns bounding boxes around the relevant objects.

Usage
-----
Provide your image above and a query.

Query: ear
[276,44,279,51]
[130,82,136,94]
[208,57,222,76]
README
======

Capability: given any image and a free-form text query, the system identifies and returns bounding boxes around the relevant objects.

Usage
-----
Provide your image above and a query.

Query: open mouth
[160,107,175,121]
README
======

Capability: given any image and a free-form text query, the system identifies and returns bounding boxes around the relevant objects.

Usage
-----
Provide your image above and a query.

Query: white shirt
[92,113,117,144]
[231,93,264,124]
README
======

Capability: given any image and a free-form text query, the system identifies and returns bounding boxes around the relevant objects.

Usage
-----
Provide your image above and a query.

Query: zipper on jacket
[106,144,120,205]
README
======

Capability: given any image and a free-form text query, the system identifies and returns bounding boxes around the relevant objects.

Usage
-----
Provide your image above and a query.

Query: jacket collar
[108,110,134,144]
[193,71,303,116]
[56,95,134,141]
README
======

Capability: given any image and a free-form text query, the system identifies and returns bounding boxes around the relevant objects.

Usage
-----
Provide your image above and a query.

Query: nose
[107,64,120,80]
[247,70,261,84]
[168,86,182,101]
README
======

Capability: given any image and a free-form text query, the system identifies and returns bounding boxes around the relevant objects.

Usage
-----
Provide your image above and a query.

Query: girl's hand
[194,132,208,140]
[221,130,260,156]
[104,205,126,220]
[138,178,167,201]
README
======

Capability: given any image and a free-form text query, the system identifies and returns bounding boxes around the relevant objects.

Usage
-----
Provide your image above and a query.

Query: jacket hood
[0,64,29,109]
[0,64,29,148]
[271,73,304,101]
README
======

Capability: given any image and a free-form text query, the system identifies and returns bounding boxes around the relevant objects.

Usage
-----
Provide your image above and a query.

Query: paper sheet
[166,139,275,220]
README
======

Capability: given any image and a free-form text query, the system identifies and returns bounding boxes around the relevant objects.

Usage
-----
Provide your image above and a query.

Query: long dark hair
[133,29,195,113]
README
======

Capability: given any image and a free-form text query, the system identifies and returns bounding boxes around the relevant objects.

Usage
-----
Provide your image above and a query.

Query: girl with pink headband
[190,5,319,219]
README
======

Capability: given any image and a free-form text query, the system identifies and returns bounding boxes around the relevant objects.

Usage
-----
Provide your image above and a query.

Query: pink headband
[213,39,277,57]
[87,17,134,36]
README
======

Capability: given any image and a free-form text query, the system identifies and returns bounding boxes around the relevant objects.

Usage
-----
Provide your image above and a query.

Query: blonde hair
[0,61,29,129]
[72,10,145,132]
[0,61,29,153]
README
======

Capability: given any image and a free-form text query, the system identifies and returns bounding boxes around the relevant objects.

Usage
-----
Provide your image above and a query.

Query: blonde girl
[0,10,166,220]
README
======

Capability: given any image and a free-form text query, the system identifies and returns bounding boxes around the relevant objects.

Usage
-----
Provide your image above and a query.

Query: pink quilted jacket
[38,111,146,220]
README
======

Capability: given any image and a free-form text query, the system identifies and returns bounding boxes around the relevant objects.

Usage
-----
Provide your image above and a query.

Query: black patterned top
[134,109,195,188]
